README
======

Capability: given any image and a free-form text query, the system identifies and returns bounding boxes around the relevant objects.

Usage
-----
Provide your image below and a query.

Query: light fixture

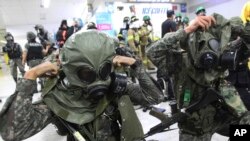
[41,0,50,8]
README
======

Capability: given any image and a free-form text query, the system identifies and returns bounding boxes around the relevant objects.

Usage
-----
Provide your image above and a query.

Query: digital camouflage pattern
[0,30,163,141]
[147,13,250,140]
[0,79,52,141]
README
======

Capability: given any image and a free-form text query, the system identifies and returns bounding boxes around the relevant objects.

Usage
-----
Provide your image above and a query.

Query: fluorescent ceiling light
[41,0,50,8]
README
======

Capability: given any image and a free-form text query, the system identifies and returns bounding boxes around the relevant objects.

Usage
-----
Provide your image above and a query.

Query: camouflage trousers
[0,79,53,141]
[9,58,25,81]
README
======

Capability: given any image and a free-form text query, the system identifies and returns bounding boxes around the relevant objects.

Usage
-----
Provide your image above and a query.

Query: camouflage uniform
[0,30,163,141]
[147,13,250,140]
[3,42,25,82]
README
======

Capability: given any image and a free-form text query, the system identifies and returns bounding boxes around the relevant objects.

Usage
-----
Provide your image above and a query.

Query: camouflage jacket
[147,14,248,135]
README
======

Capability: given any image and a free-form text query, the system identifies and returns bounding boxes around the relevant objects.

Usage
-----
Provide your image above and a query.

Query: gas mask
[5,33,14,44]
[189,32,220,70]
[77,61,112,100]
[61,30,127,100]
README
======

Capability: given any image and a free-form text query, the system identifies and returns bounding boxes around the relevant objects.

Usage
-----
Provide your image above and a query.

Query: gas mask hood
[60,30,116,88]
[188,13,232,70]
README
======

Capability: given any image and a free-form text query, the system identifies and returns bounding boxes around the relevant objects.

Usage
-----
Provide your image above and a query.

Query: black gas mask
[194,39,220,69]
[75,62,127,100]
[5,35,14,44]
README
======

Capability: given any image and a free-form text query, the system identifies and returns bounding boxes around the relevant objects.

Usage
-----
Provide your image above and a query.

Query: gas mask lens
[208,39,220,52]
[99,62,112,80]
[77,67,96,84]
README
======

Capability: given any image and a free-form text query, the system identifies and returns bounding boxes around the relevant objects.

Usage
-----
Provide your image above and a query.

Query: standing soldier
[138,15,155,70]
[2,32,25,82]
[34,24,54,55]
[22,31,50,92]
[175,12,182,30]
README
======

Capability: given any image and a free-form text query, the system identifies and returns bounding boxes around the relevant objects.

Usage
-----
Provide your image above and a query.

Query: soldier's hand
[113,55,136,67]
[185,16,216,33]
[24,61,59,80]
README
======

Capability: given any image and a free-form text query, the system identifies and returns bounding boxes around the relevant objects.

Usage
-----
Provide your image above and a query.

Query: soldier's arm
[147,29,188,73]
[113,56,164,106]
[125,62,164,106]
[0,62,58,140]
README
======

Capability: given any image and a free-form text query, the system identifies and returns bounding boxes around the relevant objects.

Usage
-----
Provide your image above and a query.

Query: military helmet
[182,16,189,24]
[26,31,36,41]
[143,15,150,21]
[4,32,14,41]
[123,16,130,23]
[195,6,206,15]
[34,24,44,31]
[175,12,182,18]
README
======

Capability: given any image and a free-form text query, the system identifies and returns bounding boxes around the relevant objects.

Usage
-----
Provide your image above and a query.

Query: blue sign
[180,3,187,13]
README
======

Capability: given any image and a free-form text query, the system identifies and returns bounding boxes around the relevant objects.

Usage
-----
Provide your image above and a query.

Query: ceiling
[0,0,87,41]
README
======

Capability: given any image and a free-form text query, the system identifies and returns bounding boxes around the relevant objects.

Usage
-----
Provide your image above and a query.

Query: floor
[0,56,229,141]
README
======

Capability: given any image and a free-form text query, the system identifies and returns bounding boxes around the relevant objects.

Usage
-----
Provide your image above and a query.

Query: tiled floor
[0,58,229,141]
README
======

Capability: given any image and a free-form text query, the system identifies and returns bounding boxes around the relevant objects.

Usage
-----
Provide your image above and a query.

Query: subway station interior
[1,0,250,141]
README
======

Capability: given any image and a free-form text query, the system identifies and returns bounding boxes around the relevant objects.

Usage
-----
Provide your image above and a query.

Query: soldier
[138,15,155,70]
[2,32,25,82]
[22,31,50,92]
[34,24,54,55]
[147,14,250,141]
[175,12,182,30]
[0,30,163,141]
